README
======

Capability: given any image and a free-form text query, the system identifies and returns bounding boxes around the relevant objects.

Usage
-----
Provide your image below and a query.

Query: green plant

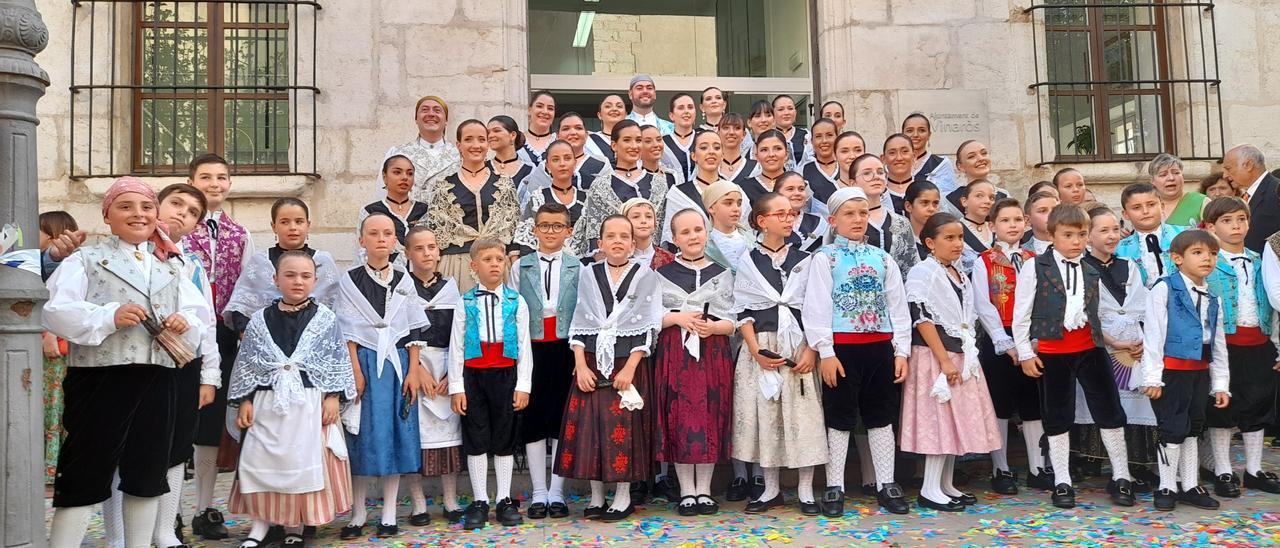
[1066,124,1095,155]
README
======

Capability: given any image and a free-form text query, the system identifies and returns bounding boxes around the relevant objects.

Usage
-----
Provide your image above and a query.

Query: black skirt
[554,355,653,483]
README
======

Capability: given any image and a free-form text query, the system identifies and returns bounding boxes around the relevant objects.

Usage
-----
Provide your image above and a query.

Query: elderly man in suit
[1223,145,1279,253]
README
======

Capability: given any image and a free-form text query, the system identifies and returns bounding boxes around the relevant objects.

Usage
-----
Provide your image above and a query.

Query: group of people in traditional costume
[34,76,1280,548]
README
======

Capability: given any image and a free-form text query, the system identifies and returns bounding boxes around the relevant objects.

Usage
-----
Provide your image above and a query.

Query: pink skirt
[229,444,352,527]
[899,346,1003,456]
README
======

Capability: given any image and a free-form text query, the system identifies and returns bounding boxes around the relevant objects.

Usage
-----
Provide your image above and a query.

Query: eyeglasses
[857,169,887,181]
[761,210,799,220]
[535,223,570,234]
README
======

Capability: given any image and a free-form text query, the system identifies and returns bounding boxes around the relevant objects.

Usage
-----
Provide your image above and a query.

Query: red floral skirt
[553,355,653,483]
[653,328,734,464]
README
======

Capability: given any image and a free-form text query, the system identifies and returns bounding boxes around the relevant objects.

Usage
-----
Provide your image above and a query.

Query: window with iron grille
[1027,0,1223,165]
[70,0,319,178]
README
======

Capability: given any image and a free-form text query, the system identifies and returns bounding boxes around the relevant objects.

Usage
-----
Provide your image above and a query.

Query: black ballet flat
[676,495,699,517]
[798,499,821,515]
[338,524,364,540]
[443,508,465,522]
[918,495,965,512]
[376,523,398,537]
[744,494,785,514]
[527,502,548,520]
[955,492,977,506]
[409,511,431,526]
[548,501,570,518]
[599,504,636,522]
[990,470,1019,495]
[696,494,720,515]
[583,505,606,520]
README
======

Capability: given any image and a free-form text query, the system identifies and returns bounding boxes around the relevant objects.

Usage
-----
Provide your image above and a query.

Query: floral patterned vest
[182,212,248,318]
[819,237,894,334]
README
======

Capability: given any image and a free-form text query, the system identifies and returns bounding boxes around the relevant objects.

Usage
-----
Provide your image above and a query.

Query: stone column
[0,0,49,546]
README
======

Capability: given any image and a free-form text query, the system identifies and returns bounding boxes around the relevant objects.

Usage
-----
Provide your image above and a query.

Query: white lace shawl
[732,250,811,357]
[334,267,430,382]
[659,262,737,360]
[569,171,669,256]
[905,257,982,401]
[222,250,340,324]
[569,262,663,378]
[227,304,356,415]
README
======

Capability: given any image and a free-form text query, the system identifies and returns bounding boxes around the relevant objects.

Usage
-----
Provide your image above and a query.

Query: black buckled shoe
[409,511,431,526]
[631,480,649,505]
[798,499,821,516]
[548,501,570,518]
[676,496,699,517]
[725,477,749,501]
[599,504,635,522]
[1153,488,1177,511]
[1131,476,1154,494]
[696,494,720,515]
[744,494,785,514]
[821,487,844,517]
[583,505,606,520]
[749,475,766,501]
[527,502,548,520]
[1214,473,1242,498]
[1107,478,1136,507]
[463,500,490,530]
[877,483,910,515]
[338,524,364,540]
[443,507,465,522]
[263,525,284,545]
[1026,468,1055,491]
[191,508,230,540]
[991,470,1018,495]
[657,476,681,502]
[917,494,964,512]
[376,523,398,537]
[495,497,523,526]
[1178,485,1220,509]
[1050,483,1076,509]
[1244,471,1280,494]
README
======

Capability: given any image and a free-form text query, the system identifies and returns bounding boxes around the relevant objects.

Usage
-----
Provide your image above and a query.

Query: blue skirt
[347,347,422,477]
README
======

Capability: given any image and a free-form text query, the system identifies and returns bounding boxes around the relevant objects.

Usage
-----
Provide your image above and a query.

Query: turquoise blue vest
[1159,273,1219,361]
[516,252,580,340]
[1206,249,1272,336]
[819,236,895,334]
[1115,224,1186,286]
[185,251,206,291]
[462,286,521,361]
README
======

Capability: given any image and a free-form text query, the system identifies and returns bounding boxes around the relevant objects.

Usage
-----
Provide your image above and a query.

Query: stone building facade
[31,0,1280,263]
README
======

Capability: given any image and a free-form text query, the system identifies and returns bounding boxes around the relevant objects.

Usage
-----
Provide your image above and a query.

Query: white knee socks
[102,474,124,548]
[526,440,549,504]
[247,519,271,542]
[152,464,185,547]
[992,418,1011,474]
[48,505,93,548]
[1158,443,1182,491]
[494,455,515,502]
[675,463,696,499]
[467,455,489,503]
[758,466,780,501]
[589,480,605,508]
[826,428,851,489]
[1209,428,1233,476]
[350,476,369,526]
[380,475,400,526]
[694,463,715,496]
[549,439,566,503]
[441,472,461,511]
[610,482,632,511]
[1180,438,1201,491]
[1023,420,1046,472]
[1244,430,1264,475]
[867,426,897,489]
[920,455,948,504]
[1099,428,1131,481]
[122,494,160,548]
[798,466,816,503]
[194,445,219,511]
[1047,433,1072,486]
[941,455,963,498]
[407,475,427,515]
[854,433,874,488]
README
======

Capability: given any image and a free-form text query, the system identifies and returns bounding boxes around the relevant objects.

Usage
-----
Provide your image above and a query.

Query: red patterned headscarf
[101,176,183,261]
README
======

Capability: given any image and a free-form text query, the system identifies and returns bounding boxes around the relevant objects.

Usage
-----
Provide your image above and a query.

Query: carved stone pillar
[0,0,49,546]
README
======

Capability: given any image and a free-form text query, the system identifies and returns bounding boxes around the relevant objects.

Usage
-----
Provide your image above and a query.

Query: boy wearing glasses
[510,203,581,520]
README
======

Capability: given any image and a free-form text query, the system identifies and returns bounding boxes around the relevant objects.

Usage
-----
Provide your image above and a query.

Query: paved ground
[52,441,1280,546]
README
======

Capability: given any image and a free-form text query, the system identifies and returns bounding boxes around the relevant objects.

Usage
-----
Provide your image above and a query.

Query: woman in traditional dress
[662,131,726,246]
[488,115,536,198]
[802,119,842,217]
[698,87,726,133]
[655,209,737,516]
[882,133,917,215]
[227,251,356,547]
[555,215,663,522]
[227,198,341,332]
[642,124,685,189]
[518,90,557,165]
[419,119,520,292]
[903,113,959,195]
[820,100,846,132]
[773,95,810,167]
[732,192,827,515]
[739,129,790,207]
[571,120,669,256]
[848,154,919,278]
[900,213,1002,512]
[515,140,588,250]
[520,112,610,204]
[744,100,776,161]
[1150,153,1207,227]
[718,113,761,186]
[359,156,429,267]
[946,140,1008,217]
[662,93,698,180]
[585,94,627,164]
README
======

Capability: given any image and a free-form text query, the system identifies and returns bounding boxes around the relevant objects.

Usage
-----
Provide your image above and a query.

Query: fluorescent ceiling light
[573,11,595,48]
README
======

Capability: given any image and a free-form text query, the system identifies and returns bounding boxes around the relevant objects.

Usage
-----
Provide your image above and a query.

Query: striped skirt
[229,435,352,527]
